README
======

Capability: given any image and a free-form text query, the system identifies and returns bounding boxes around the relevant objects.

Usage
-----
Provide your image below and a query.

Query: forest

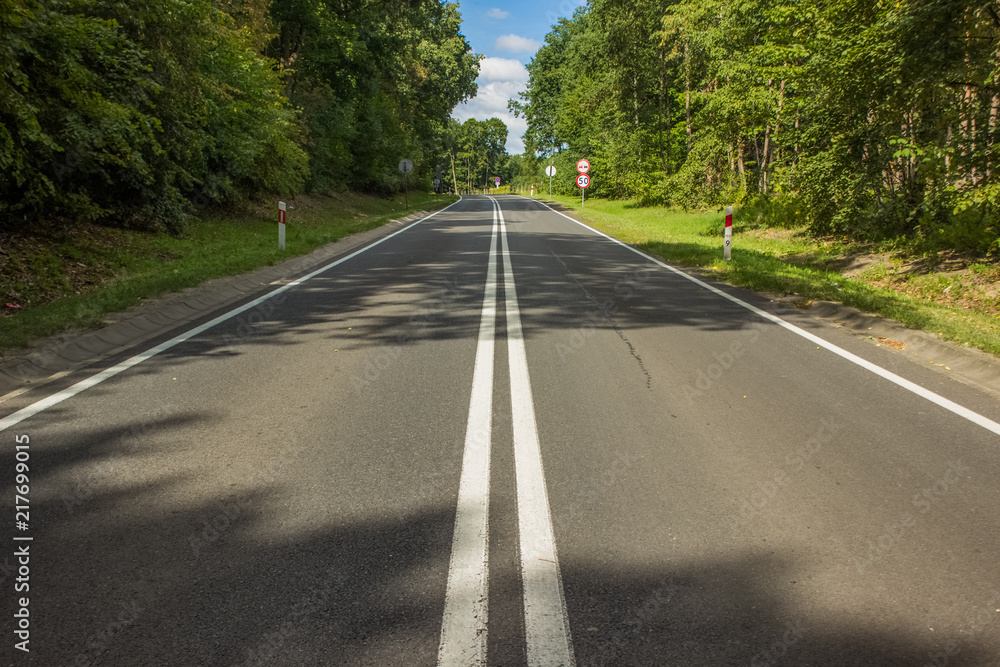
[0,0,481,232]
[510,0,1000,252]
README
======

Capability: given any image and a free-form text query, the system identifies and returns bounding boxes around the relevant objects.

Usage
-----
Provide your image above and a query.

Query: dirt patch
[877,336,907,351]
[745,228,800,241]
[0,223,130,312]
[870,262,1000,317]
[784,244,1000,317]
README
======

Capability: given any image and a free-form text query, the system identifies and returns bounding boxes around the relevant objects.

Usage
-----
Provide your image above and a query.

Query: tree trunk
[989,94,998,179]
[450,151,459,195]
[761,122,771,195]
[738,138,746,191]
[685,41,692,155]
[729,145,735,188]
[634,74,641,165]
[658,43,666,172]
[767,77,787,195]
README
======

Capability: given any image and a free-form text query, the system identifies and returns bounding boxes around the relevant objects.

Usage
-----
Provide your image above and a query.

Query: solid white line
[437,201,498,666]
[494,197,576,667]
[523,197,1000,438]
[0,198,467,434]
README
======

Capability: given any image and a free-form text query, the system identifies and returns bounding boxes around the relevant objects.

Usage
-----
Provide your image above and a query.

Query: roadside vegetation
[1,0,479,232]
[0,192,456,356]
[543,195,1000,358]
[1,0,484,355]
[504,0,999,356]
[508,0,1000,259]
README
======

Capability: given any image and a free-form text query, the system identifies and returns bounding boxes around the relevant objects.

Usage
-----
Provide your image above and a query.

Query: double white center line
[438,198,575,667]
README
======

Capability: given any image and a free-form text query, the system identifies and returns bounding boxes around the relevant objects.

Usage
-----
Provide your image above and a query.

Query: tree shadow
[1,413,993,666]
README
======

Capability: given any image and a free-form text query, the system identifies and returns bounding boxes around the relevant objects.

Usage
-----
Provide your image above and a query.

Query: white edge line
[493,197,576,667]
[0,197,466,433]
[437,198,498,667]
[521,196,1000,438]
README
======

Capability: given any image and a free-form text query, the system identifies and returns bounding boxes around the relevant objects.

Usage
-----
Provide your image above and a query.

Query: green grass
[0,191,456,355]
[544,195,1000,357]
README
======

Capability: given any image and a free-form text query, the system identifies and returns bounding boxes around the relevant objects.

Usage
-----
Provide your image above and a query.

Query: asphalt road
[3,194,1000,666]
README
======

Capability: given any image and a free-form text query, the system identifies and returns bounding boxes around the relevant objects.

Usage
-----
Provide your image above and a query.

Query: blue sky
[451,0,587,154]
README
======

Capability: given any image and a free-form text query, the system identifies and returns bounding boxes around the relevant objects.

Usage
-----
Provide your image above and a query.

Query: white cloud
[453,58,530,154]
[495,34,542,54]
[487,8,510,19]
[478,57,528,82]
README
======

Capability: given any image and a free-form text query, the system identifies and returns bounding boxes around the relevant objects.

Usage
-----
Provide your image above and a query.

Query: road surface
[3,195,1000,666]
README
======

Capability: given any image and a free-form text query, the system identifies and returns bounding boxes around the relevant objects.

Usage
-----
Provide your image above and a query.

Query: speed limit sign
[576,174,591,188]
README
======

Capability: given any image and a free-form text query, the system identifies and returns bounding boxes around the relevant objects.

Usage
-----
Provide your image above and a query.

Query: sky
[451,0,587,155]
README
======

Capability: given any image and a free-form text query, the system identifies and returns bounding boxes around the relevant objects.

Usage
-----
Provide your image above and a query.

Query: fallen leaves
[876,337,906,351]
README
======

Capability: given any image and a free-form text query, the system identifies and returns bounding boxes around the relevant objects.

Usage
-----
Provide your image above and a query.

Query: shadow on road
[2,410,991,665]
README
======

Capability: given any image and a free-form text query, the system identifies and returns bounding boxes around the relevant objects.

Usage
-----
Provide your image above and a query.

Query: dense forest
[510,0,1000,252]
[0,0,480,232]
[443,116,510,193]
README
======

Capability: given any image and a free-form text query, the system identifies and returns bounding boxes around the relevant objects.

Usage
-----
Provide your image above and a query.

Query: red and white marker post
[531,184,535,198]
[278,201,287,250]
[724,205,733,261]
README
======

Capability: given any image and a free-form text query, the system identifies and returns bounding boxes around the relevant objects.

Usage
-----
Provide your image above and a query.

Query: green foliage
[273,0,479,195]
[1,0,478,230]
[514,0,1000,254]
[439,117,511,193]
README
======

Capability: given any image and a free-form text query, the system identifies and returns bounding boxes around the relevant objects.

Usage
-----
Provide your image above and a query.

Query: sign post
[278,201,287,250]
[398,158,414,210]
[576,159,591,207]
[576,173,590,207]
[724,205,733,261]
[545,165,556,197]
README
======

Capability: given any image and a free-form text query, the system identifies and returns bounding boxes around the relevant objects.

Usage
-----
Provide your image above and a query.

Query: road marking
[524,197,1000,438]
[437,202,499,666]
[0,198,467,434]
[494,197,577,667]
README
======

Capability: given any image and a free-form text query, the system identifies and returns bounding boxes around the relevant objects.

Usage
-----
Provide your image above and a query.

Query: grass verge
[0,191,457,357]
[541,195,1000,358]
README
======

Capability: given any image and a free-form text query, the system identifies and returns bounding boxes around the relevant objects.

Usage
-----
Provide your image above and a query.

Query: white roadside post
[278,201,287,250]
[545,165,556,197]
[724,205,733,261]
[531,184,535,198]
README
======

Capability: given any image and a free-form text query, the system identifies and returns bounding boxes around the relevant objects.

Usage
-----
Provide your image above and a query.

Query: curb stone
[760,293,1000,401]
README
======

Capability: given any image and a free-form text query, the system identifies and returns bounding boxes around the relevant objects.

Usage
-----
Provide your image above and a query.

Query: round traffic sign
[576,174,591,189]
[398,158,414,174]
[545,165,557,177]
[576,159,591,174]
[494,177,501,185]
